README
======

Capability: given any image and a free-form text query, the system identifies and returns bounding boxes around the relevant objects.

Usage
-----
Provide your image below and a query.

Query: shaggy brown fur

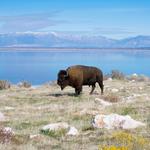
[57,65,104,95]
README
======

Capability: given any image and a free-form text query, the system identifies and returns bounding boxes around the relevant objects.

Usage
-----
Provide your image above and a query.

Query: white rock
[41,122,79,136]
[95,98,112,107]
[132,73,138,77]
[67,126,79,136]
[122,116,145,129]
[4,127,13,133]
[111,88,119,93]
[104,85,110,88]
[107,78,112,81]
[131,80,135,82]
[92,114,145,129]
[138,87,143,90]
[119,87,124,90]
[41,122,69,131]
[2,127,14,135]
[30,134,40,139]
[0,112,5,121]
[4,106,14,110]
[132,93,141,97]
[31,85,40,89]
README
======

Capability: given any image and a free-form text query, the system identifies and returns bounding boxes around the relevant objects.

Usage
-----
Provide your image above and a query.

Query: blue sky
[0,0,150,39]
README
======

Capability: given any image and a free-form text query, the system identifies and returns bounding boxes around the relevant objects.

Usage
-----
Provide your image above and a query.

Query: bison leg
[98,81,104,95]
[90,84,95,94]
[75,86,82,95]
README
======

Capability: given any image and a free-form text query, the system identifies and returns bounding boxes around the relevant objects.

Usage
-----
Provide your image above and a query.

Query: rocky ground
[0,77,150,150]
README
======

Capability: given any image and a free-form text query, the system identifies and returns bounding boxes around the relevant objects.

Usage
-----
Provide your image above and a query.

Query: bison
[57,65,104,95]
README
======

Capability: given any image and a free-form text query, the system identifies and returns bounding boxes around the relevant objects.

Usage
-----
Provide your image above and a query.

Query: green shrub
[40,128,67,138]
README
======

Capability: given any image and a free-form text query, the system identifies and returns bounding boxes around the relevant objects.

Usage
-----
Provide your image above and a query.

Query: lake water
[0,49,150,85]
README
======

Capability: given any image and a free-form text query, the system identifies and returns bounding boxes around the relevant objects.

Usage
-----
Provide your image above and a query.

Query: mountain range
[0,32,150,48]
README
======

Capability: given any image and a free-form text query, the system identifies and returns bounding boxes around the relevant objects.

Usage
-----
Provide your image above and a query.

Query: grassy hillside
[0,78,150,150]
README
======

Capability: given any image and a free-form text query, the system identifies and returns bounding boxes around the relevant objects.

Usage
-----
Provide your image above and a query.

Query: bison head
[57,70,69,90]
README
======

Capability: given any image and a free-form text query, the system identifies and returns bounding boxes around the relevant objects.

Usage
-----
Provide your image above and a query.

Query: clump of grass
[18,81,31,88]
[121,106,137,115]
[15,122,32,130]
[102,93,120,103]
[82,125,94,132]
[72,114,92,121]
[0,80,11,90]
[111,70,125,80]
[40,128,67,138]
[12,134,29,145]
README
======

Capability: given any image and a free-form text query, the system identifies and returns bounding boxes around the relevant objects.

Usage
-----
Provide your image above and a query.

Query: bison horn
[64,70,69,78]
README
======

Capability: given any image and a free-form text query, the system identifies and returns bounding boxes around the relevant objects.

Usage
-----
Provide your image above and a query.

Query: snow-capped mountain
[116,36,150,48]
[0,32,150,48]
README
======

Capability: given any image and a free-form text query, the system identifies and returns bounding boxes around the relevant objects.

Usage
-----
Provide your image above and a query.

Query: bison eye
[58,79,63,82]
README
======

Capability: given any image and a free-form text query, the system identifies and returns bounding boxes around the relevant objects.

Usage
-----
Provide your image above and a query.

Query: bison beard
[57,65,104,95]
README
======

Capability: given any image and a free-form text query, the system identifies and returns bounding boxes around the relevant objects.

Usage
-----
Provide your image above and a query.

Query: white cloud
[0,12,66,33]
[94,27,135,35]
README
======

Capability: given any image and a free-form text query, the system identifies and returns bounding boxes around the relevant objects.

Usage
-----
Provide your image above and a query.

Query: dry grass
[101,93,120,103]
[0,79,149,149]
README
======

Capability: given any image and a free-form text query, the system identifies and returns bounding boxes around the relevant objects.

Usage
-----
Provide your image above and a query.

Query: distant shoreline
[0,47,150,51]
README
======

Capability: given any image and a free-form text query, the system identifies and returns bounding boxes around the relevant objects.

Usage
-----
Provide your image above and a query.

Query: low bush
[111,70,125,80]
[0,80,11,90]
[102,93,120,103]
[99,131,149,150]
[0,127,13,144]
[18,81,31,88]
